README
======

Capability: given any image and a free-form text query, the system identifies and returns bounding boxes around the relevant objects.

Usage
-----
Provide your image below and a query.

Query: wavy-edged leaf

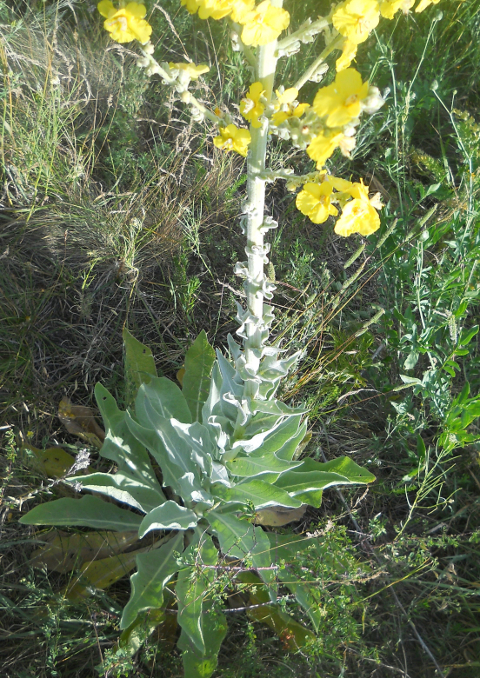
[65,472,164,513]
[176,533,218,654]
[214,479,302,510]
[19,495,143,531]
[125,412,212,507]
[226,453,301,480]
[274,456,375,506]
[182,331,216,422]
[138,501,199,537]
[121,532,184,629]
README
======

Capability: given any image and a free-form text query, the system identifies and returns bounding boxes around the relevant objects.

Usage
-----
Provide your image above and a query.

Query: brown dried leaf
[58,397,105,448]
[29,530,139,573]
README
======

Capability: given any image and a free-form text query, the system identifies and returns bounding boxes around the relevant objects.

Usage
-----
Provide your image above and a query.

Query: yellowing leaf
[65,547,146,600]
[29,530,139,573]
[253,504,307,527]
[24,444,77,478]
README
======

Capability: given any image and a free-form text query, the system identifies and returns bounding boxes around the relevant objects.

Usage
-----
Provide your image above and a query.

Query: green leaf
[126,411,212,507]
[136,377,192,424]
[123,328,157,405]
[121,532,184,629]
[206,507,276,595]
[19,495,143,531]
[274,457,375,506]
[178,607,227,678]
[138,501,199,537]
[95,384,162,493]
[176,533,218,654]
[459,324,479,346]
[65,472,165,514]
[226,453,301,480]
[214,479,302,509]
[182,331,216,422]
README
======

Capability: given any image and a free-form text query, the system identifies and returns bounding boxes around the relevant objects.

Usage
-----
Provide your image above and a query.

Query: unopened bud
[361,86,385,115]
[143,42,155,55]
[181,91,191,104]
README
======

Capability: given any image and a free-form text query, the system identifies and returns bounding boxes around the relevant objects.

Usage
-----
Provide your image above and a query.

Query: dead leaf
[29,530,139,573]
[253,504,307,527]
[58,397,105,448]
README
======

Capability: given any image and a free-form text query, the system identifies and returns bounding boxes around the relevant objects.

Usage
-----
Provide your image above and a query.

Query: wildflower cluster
[97,0,444,236]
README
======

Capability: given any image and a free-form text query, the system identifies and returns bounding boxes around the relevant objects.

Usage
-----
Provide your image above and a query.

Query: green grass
[1,0,480,676]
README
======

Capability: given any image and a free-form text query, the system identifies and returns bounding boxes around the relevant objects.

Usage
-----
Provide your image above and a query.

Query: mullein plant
[21,0,442,674]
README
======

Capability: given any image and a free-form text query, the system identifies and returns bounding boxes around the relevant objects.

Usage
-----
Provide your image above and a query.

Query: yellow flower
[181,0,203,13]
[97,1,152,44]
[231,0,255,22]
[313,68,369,128]
[239,0,290,46]
[169,62,210,79]
[415,0,440,11]
[272,101,310,126]
[296,182,339,224]
[380,0,414,18]
[336,39,357,71]
[307,130,347,167]
[334,180,381,236]
[332,0,380,45]
[240,82,266,129]
[198,0,236,20]
[214,124,251,156]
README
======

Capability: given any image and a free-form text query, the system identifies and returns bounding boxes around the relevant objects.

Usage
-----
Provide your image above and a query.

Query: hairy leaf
[214,479,302,509]
[176,533,218,654]
[66,472,165,513]
[182,331,216,421]
[121,532,185,629]
[123,327,157,405]
[138,501,199,537]
[19,495,143,531]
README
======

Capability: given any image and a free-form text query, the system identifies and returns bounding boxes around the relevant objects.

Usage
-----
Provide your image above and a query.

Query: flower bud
[361,86,385,115]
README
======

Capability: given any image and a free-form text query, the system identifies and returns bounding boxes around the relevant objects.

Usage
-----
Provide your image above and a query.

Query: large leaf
[178,608,227,678]
[274,456,375,505]
[182,331,216,421]
[176,533,218,654]
[214,479,302,510]
[248,415,306,460]
[123,327,157,405]
[127,409,212,506]
[29,529,139,573]
[66,472,165,513]
[226,453,301,480]
[66,547,144,600]
[95,384,163,494]
[206,507,276,595]
[136,377,192,424]
[19,495,143,532]
[121,532,184,629]
[138,501,199,537]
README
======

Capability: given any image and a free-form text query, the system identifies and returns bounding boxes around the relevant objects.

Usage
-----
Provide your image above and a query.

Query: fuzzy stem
[243,2,283,397]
